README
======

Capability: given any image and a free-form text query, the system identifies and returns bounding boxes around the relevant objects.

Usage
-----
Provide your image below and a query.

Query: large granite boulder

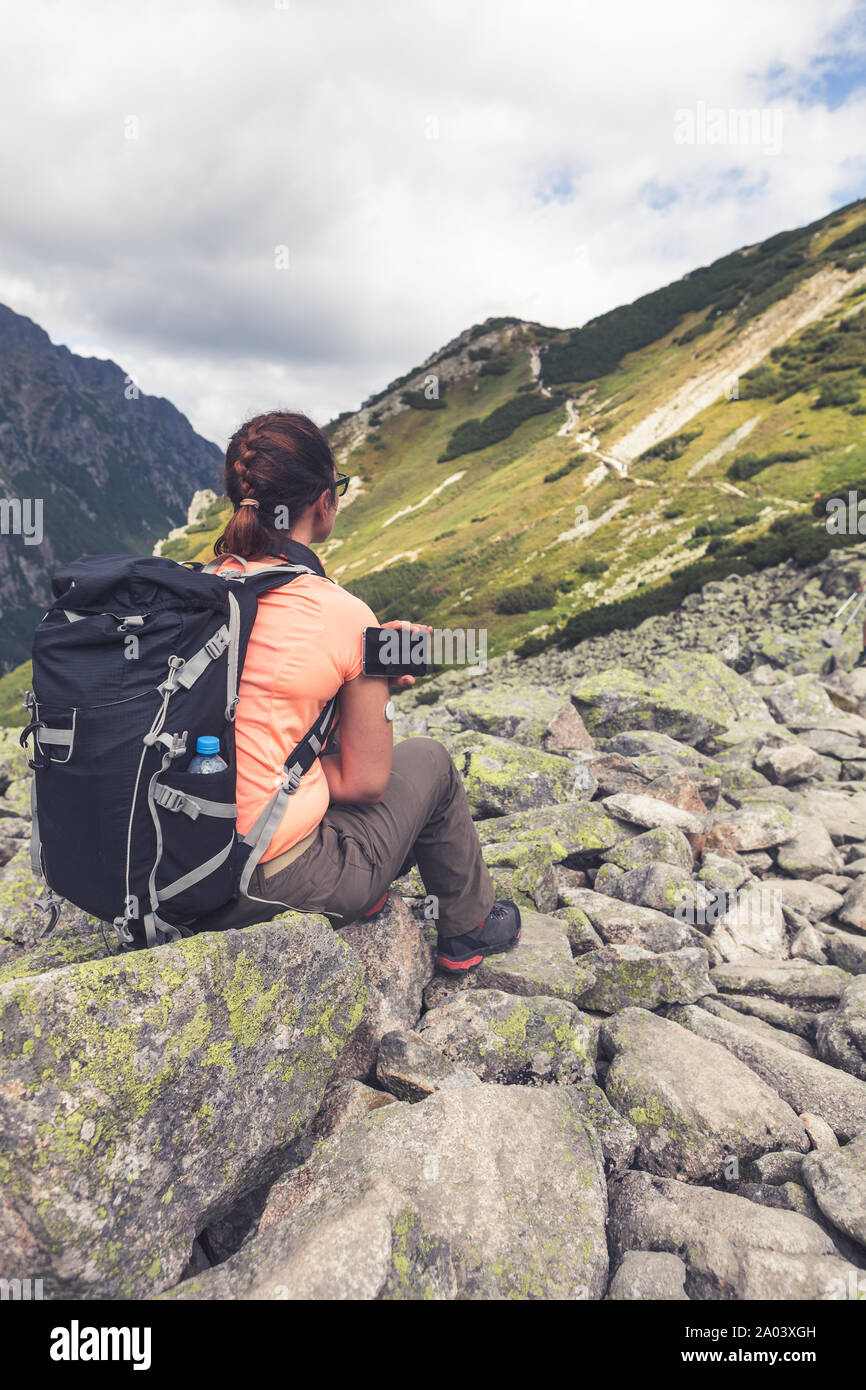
[250,1086,611,1301]
[600,1007,808,1181]
[0,915,366,1298]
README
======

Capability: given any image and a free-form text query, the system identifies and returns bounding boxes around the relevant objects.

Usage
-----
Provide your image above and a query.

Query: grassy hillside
[5,197,866,725]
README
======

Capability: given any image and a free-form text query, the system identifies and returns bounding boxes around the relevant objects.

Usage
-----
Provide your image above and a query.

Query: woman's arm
[321,671,393,805]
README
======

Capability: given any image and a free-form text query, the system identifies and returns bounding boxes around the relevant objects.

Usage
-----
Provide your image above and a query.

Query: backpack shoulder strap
[237,694,337,899]
[203,556,341,895]
[203,554,335,586]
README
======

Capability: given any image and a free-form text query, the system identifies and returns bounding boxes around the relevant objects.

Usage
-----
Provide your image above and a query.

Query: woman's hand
[381,620,432,689]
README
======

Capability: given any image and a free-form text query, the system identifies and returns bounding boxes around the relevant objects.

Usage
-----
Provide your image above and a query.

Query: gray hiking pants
[250,736,496,938]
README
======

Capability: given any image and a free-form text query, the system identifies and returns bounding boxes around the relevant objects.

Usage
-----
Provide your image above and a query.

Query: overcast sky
[1,0,865,448]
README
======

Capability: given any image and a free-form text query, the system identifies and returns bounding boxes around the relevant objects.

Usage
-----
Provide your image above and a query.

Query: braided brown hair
[214,411,338,558]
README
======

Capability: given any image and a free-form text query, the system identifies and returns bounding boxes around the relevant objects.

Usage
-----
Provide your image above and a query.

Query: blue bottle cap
[196,736,220,756]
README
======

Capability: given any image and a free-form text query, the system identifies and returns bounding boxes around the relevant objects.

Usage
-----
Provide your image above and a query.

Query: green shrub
[811,476,866,517]
[401,389,446,410]
[728,448,810,480]
[738,365,783,398]
[478,359,510,376]
[468,347,493,360]
[676,316,716,345]
[494,578,557,614]
[343,560,435,622]
[468,317,522,341]
[706,535,736,555]
[692,518,734,538]
[825,222,866,254]
[438,391,564,462]
[638,429,702,462]
[577,557,609,575]
[813,378,861,409]
[515,635,548,658]
[543,459,579,483]
[662,503,685,519]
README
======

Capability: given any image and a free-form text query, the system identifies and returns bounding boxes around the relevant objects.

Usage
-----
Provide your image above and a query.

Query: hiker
[207,410,520,972]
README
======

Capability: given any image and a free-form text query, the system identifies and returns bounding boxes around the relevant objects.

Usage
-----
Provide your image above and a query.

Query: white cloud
[0,0,864,446]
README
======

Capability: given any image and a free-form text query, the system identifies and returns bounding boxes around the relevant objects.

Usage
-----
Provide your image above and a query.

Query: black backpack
[20,554,336,949]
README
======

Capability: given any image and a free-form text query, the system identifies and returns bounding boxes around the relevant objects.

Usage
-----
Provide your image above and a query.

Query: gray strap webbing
[205,557,317,582]
[225,591,240,720]
[143,912,184,946]
[146,754,173,914]
[156,837,235,902]
[29,776,42,877]
[153,784,237,820]
[35,714,76,765]
[203,553,248,573]
[176,625,229,690]
[35,728,73,746]
[237,691,337,894]
[238,786,290,898]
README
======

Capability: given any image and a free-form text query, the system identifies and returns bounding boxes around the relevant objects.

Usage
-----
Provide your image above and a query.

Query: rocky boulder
[254,1086,611,1301]
[608,1171,856,1299]
[0,915,366,1298]
[600,1008,808,1181]
[416,988,596,1084]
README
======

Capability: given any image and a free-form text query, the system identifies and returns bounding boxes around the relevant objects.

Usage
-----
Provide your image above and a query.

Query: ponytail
[214,411,337,559]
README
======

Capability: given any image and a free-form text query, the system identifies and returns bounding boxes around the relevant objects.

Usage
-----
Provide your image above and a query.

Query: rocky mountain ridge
[0,302,221,670]
[154,198,866,666]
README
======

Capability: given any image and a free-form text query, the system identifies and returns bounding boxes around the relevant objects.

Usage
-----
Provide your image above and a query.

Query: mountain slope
[0,303,221,669]
[158,197,866,670]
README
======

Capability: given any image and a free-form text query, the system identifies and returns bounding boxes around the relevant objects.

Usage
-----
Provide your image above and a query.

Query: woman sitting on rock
[207,409,520,972]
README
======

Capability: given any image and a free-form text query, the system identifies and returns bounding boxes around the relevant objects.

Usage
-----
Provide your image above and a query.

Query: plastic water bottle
[187,736,227,774]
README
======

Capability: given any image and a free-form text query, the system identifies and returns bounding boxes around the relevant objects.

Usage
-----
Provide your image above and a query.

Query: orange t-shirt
[215,555,378,862]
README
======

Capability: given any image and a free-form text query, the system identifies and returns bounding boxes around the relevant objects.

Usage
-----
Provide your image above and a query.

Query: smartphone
[362,626,429,677]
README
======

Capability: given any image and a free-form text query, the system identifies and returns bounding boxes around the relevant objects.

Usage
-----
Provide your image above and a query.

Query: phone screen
[362,626,429,678]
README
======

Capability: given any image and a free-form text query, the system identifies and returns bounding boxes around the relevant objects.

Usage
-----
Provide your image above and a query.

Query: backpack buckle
[205,631,229,659]
[113,916,135,946]
[282,762,303,795]
[154,785,186,814]
[153,784,199,817]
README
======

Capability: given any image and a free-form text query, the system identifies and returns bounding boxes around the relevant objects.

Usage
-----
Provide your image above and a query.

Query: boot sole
[436,926,521,973]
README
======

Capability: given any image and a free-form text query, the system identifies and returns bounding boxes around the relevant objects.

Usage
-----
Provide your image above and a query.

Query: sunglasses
[331,472,350,498]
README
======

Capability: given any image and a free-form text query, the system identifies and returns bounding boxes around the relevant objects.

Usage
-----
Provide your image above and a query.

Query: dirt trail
[605,264,866,470]
[558,398,579,436]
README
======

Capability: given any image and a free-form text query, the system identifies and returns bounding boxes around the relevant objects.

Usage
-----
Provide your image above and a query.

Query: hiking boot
[436,900,521,973]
